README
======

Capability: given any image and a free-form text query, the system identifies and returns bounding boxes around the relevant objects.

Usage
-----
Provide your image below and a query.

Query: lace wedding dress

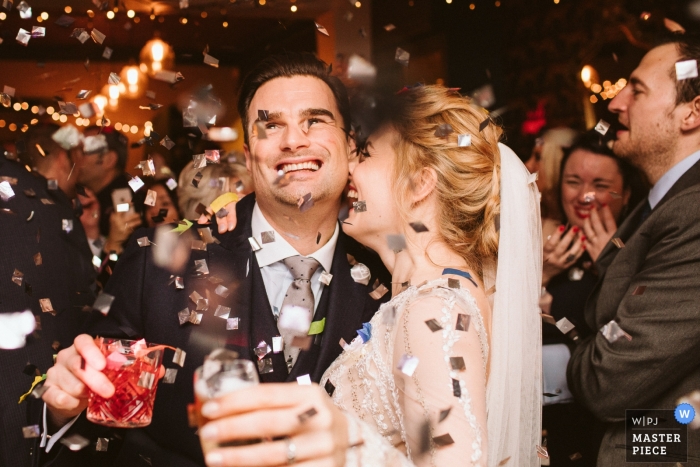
[320,144,543,467]
[321,278,489,467]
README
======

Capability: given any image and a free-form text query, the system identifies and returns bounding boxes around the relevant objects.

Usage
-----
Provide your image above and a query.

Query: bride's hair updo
[381,85,502,278]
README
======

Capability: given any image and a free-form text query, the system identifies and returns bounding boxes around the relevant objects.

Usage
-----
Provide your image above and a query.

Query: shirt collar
[648,149,700,209]
[250,202,339,272]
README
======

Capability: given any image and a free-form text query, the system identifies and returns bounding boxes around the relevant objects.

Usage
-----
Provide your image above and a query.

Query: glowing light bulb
[109,85,120,100]
[106,11,115,19]
[152,42,164,62]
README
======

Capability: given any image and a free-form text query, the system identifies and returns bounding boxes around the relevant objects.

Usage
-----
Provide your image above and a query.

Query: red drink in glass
[87,338,164,428]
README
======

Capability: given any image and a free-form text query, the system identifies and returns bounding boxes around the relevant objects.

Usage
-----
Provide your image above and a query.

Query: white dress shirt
[251,202,339,318]
[648,149,700,209]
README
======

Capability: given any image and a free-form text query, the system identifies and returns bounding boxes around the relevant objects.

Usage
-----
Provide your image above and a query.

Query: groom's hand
[197,194,239,233]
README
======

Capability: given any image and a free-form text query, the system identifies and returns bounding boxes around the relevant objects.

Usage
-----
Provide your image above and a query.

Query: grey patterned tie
[279,255,320,371]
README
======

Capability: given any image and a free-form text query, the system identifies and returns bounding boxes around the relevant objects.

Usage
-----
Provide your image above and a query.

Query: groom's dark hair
[237,52,351,145]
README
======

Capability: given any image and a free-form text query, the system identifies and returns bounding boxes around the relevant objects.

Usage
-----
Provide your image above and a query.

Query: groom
[37,52,389,466]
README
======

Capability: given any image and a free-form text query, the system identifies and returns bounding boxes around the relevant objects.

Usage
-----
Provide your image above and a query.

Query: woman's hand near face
[542,225,585,286]
[582,204,618,262]
[199,383,349,467]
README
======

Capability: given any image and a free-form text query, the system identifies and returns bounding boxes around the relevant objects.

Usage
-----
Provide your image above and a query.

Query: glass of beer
[86,338,164,428]
[193,350,259,455]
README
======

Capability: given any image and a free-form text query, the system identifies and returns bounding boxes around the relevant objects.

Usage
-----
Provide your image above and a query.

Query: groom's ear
[410,167,438,205]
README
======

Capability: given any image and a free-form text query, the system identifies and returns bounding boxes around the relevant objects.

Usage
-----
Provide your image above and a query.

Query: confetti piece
[347,54,377,83]
[0,180,15,201]
[611,238,625,249]
[298,407,317,423]
[137,372,155,389]
[438,407,451,422]
[248,237,262,251]
[257,357,273,374]
[397,354,419,376]
[452,378,461,397]
[315,22,329,36]
[352,200,367,212]
[447,278,460,289]
[555,317,575,334]
[128,176,145,192]
[319,271,333,286]
[60,434,90,451]
[541,313,556,326]
[324,380,335,396]
[432,433,455,447]
[479,117,490,132]
[569,452,583,461]
[395,47,410,66]
[173,348,186,367]
[298,193,314,212]
[40,298,54,315]
[137,237,151,247]
[369,283,389,300]
[272,335,283,353]
[536,445,549,459]
[594,119,610,136]
[16,28,30,46]
[261,231,275,244]
[203,53,219,68]
[434,123,454,138]
[102,47,113,59]
[22,425,40,438]
[450,356,466,371]
[226,317,239,330]
[676,59,698,80]
[0,310,35,349]
[425,319,442,332]
[90,28,106,44]
[600,320,632,343]
[455,313,470,332]
[387,234,406,252]
[93,293,115,315]
[296,374,312,385]
[108,72,120,85]
[31,26,45,37]
[254,121,267,139]
[632,285,646,295]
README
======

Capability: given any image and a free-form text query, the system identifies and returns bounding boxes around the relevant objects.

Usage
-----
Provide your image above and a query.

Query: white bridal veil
[484,144,543,467]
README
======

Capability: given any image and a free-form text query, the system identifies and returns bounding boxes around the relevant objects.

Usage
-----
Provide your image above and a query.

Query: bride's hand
[542,225,585,286]
[199,383,349,467]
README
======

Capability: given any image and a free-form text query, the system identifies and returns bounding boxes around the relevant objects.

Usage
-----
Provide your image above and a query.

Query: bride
[199,86,542,467]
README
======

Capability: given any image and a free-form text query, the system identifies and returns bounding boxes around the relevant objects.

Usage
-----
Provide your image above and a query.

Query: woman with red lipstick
[541,130,647,467]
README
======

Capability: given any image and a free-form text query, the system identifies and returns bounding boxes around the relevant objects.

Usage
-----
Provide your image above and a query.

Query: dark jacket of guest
[568,159,700,466]
[0,157,96,467]
[34,192,389,467]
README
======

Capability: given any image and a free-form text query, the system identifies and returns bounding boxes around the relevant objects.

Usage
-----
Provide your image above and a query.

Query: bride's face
[344,126,403,252]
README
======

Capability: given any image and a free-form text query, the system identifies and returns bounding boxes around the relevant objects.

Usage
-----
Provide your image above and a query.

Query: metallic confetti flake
[16,28,30,46]
[447,278,460,289]
[61,434,90,451]
[116,203,129,213]
[455,313,470,332]
[128,176,145,192]
[315,22,329,36]
[352,200,367,212]
[298,193,314,212]
[11,269,23,286]
[75,89,91,100]
[215,208,228,218]
[90,28,106,44]
[144,189,157,207]
[33,252,42,266]
[568,267,584,281]
[137,371,155,389]
[192,153,207,169]
[102,47,113,59]
[163,368,177,384]
[189,290,203,304]
[632,285,646,295]
[212,305,230,320]
[541,313,556,326]
[214,285,230,298]
[452,378,461,397]
[203,54,219,68]
[58,101,78,115]
[384,23,396,31]
[409,221,429,233]
[108,72,120,85]
[190,312,203,325]
[41,199,54,205]
[272,335,283,353]
[297,374,312,385]
[31,384,48,399]
[83,134,108,154]
[369,283,389,300]
[178,308,191,326]
[137,237,151,247]
[611,238,625,249]
[259,231,276,245]
[158,136,176,151]
[432,433,455,447]
[198,227,219,245]
[449,356,466,371]
[226,317,239,330]
[0,181,15,201]
[600,320,632,343]
[204,150,220,164]
[154,70,185,84]
[425,319,443,332]
[439,407,451,423]
[395,47,410,66]
[173,348,186,367]
[555,317,575,334]
[676,59,698,80]
[536,445,549,459]
[186,403,197,428]
[291,335,313,350]
[254,341,271,360]
[40,298,54,314]
[248,237,262,251]
[479,117,490,132]
[347,54,377,83]
[258,109,269,121]
[434,123,454,138]
[594,119,610,136]
[182,107,197,127]
[397,354,419,376]
[22,425,40,438]
[319,271,333,286]
[0,94,10,108]
[92,255,102,268]
[162,179,176,192]
[31,26,45,37]
[93,292,115,315]
[257,357,273,374]
[192,172,203,188]
[457,134,472,147]
[2,86,14,98]
[582,191,596,204]
[190,240,206,251]
[298,407,317,422]
[194,259,209,276]
[569,452,583,461]
[387,234,406,252]
[95,437,109,452]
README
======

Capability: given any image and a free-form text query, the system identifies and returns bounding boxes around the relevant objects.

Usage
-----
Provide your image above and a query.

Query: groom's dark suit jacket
[37,193,389,467]
[567,159,700,466]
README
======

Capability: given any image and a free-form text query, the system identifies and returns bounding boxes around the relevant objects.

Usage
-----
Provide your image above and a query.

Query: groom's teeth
[281,162,320,173]
[347,189,358,199]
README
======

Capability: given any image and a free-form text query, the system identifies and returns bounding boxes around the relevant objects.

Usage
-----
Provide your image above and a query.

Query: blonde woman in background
[177,158,253,220]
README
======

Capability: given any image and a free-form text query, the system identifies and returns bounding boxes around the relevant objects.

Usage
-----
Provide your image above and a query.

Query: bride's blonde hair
[387,85,502,278]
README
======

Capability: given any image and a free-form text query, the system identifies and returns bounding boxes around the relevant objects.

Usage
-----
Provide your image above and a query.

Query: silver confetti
[387,234,406,252]
[93,293,115,315]
[261,231,275,244]
[555,317,575,334]
[144,189,157,206]
[676,59,698,80]
[395,47,410,66]
[352,200,367,212]
[96,438,109,452]
[226,317,239,330]
[173,348,186,367]
[600,320,632,343]
[90,28,106,44]
[458,134,472,147]
[22,425,40,438]
[594,119,610,136]
[214,305,230,319]
[137,371,155,389]
[397,354,419,376]
[455,313,470,332]
[60,434,90,451]
[163,368,177,384]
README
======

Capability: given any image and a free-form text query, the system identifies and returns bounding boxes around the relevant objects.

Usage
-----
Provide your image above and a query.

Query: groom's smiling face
[243,75,351,211]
